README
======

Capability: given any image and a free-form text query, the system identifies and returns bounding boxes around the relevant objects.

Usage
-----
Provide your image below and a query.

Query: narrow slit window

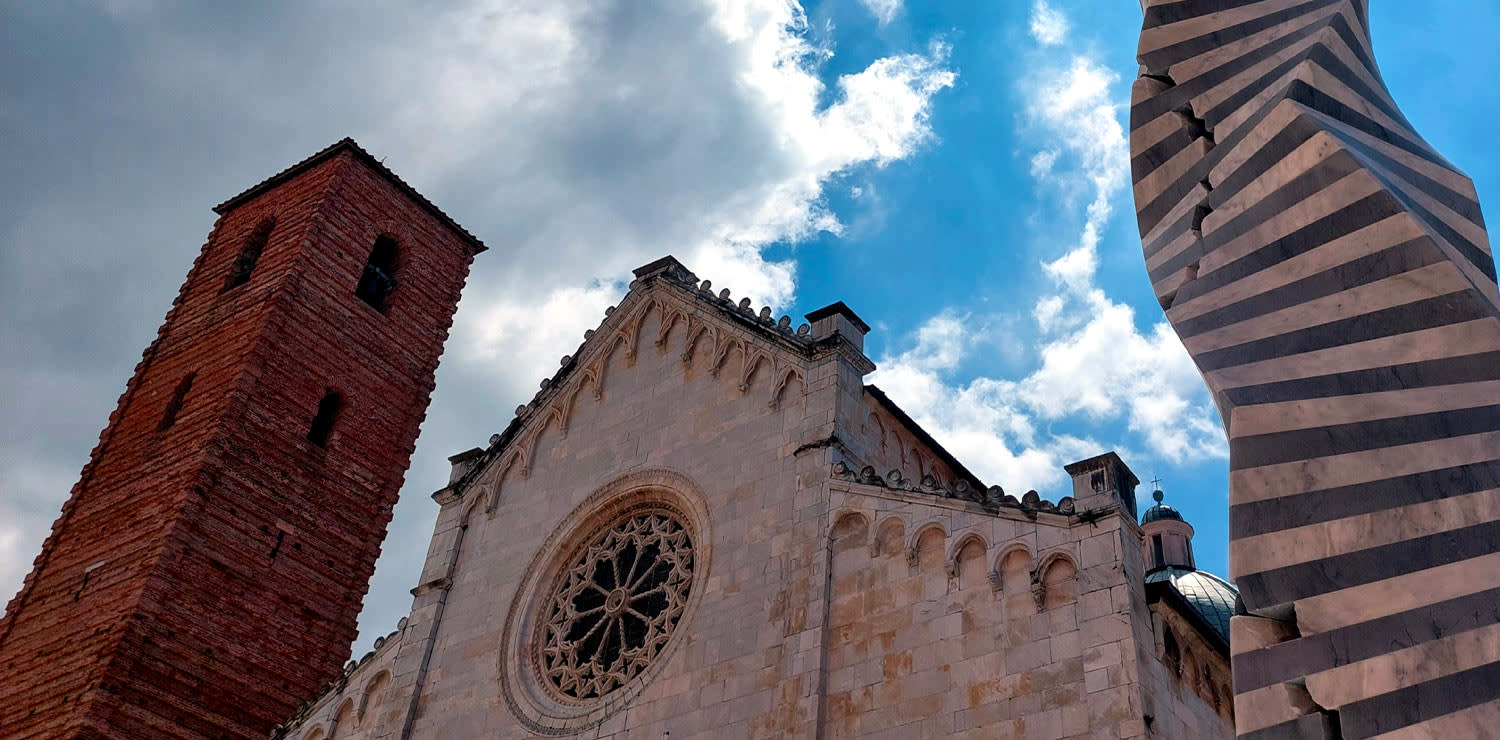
[158,373,196,432]
[1163,628,1181,677]
[307,390,342,448]
[355,235,399,313]
[224,217,275,291]
[1151,534,1165,570]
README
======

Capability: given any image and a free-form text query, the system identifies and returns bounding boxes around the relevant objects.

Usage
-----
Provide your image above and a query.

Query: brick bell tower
[0,139,484,740]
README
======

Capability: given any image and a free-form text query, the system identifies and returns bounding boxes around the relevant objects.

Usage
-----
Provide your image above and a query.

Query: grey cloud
[0,0,952,653]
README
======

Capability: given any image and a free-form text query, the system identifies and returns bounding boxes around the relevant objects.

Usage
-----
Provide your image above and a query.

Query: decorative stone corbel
[654,310,680,350]
[410,577,453,597]
[709,336,737,378]
[737,351,765,393]
[681,324,708,366]
[905,546,920,569]
[767,366,798,409]
[1030,569,1047,610]
[581,365,603,401]
[987,570,1003,593]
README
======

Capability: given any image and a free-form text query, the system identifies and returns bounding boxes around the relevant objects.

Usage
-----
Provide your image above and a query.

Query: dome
[1139,488,1183,524]
[1140,503,1183,524]
[1145,567,1237,644]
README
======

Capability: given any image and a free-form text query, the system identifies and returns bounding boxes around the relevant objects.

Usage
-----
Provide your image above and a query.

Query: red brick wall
[0,148,476,740]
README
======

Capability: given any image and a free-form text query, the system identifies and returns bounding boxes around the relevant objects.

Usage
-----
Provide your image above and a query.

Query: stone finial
[631,255,697,284]
[805,301,871,352]
[1063,451,1140,519]
[447,447,486,484]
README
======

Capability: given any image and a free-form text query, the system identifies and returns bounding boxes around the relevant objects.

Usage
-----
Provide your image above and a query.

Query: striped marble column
[1129,1,1500,738]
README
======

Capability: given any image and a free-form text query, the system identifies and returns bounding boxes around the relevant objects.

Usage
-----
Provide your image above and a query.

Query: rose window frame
[535,509,694,702]
[498,472,711,735]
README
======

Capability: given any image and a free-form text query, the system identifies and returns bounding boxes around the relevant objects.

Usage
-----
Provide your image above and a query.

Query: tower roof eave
[212,137,487,255]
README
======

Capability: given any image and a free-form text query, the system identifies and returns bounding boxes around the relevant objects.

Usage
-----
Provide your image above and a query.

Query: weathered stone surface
[1130,1,1500,737]
[0,139,479,740]
[268,258,1233,740]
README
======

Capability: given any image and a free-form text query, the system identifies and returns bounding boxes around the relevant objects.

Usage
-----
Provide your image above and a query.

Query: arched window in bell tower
[224,217,275,291]
[307,390,343,448]
[355,235,400,313]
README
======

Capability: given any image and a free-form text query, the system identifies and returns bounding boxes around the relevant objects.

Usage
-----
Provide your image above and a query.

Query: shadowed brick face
[0,141,479,740]
[1130,1,1500,738]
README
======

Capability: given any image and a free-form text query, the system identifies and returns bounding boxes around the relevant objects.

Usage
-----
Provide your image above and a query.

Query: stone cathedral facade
[265,255,1237,740]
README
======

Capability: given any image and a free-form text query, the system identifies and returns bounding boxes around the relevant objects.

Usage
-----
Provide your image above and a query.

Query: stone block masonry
[0,139,481,740]
[265,258,1232,740]
[1130,1,1500,737]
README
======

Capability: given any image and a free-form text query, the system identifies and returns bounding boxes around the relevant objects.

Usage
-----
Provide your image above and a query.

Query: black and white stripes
[1130,1,1500,738]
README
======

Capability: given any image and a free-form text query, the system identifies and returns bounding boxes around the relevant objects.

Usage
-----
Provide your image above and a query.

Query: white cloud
[1029,148,1060,178]
[872,1,1224,495]
[1029,0,1071,46]
[870,312,1108,492]
[0,0,955,653]
[343,0,957,646]
[859,0,903,26]
[399,1,953,404]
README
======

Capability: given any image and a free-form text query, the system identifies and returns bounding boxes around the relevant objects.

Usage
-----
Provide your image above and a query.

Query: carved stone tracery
[535,509,694,703]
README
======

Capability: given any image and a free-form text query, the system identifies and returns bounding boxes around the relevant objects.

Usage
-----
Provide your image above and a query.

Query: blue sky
[1,0,1497,651]
[779,0,1500,586]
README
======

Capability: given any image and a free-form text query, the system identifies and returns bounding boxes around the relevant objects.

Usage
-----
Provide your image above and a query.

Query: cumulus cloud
[871,0,1223,494]
[0,0,952,650]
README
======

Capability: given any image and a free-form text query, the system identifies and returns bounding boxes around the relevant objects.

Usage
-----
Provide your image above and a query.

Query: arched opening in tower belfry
[356,235,400,312]
[224,217,274,291]
[307,390,343,448]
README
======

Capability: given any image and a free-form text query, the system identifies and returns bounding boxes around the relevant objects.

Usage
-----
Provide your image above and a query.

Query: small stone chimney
[805,301,870,352]
[1063,451,1140,519]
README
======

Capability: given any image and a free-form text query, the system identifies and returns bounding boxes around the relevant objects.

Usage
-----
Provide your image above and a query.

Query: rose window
[536,509,694,701]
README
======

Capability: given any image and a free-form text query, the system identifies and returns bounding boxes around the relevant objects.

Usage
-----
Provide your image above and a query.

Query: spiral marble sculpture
[1130,2,1500,738]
